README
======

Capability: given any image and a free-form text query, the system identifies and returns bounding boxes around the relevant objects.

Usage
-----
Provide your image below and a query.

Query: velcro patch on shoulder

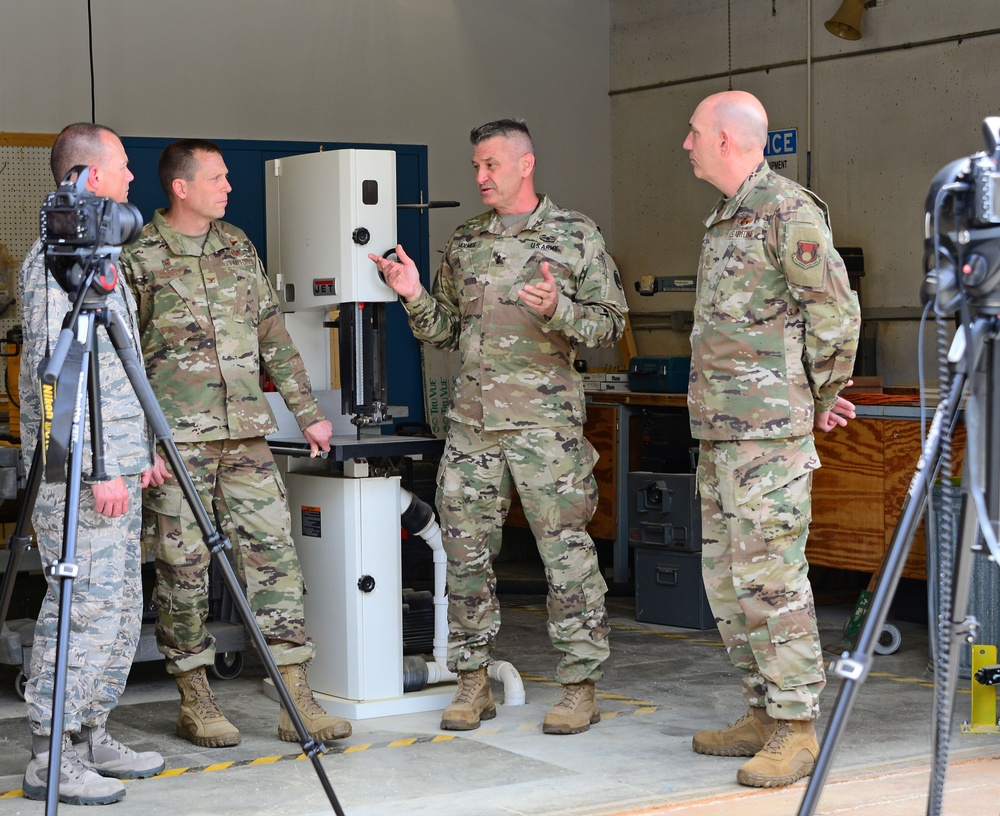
[785,222,827,288]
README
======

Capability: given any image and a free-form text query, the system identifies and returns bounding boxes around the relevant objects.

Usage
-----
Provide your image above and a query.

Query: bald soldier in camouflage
[119,139,351,749]
[19,123,168,805]
[682,91,860,788]
[370,118,627,735]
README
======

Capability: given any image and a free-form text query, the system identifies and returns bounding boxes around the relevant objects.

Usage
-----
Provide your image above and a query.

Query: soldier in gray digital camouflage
[19,123,170,805]
[369,118,628,735]
[118,139,351,749]
[683,91,860,788]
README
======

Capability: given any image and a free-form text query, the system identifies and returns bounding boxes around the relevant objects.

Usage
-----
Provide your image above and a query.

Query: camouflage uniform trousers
[697,436,826,721]
[25,477,143,737]
[437,420,610,684]
[143,437,314,674]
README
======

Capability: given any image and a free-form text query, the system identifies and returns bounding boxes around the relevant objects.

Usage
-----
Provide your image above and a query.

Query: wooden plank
[810,418,886,573]
[884,419,965,581]
[585,391,688,407]
[811,415,964,580]
[583,403,617,540]
[0,132,57,147]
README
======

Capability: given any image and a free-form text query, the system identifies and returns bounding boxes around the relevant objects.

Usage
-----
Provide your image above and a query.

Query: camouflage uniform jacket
[120,210,324,442]
[18,239,153,477]
[688,162,860,440]
[404,194,628,431]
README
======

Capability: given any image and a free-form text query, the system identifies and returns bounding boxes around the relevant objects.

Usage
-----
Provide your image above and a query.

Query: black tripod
[0,264,346,815]
[797,311,997,816]
[798,118,1000,816]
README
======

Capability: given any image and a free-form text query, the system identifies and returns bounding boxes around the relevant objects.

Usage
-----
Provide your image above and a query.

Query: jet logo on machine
[313,278,337,296]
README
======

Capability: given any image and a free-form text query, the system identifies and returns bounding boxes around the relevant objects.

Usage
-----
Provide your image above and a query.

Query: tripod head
[922,117,1000,316]
[40,165,143,303]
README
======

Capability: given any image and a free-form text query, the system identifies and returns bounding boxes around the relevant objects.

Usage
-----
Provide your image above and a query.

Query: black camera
[39,165,143,300]
[923,117,1000,314]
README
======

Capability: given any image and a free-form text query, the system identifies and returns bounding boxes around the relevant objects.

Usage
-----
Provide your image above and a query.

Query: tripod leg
[796,346,970,816]
[926,479,979,813]
[43,320,94,814]
[926,330,1000,813]
[102,311,346,815]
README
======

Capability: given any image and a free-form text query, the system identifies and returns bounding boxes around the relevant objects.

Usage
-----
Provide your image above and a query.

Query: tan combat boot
[440,668,496,731]
[692,707,776,756]
[736,718,819,788]
[278,662,352,742]
[542,681,600,735]
[175,667,241,748]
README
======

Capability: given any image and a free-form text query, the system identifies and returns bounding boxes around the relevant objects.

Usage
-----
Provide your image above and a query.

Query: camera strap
[38,340,85,484]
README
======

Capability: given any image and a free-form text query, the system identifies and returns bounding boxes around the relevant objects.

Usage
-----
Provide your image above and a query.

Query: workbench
[576,392,950,585]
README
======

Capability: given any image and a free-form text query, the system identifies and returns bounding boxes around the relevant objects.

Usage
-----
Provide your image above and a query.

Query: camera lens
[109,202,144,246]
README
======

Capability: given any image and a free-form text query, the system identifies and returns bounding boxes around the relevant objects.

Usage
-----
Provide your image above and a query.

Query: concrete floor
[0,593,998,816]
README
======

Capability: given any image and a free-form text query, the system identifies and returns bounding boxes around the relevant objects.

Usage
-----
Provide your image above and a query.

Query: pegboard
[0,133,58,397]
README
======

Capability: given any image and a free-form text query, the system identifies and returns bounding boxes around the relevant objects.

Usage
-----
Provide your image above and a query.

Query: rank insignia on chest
[793,240,821,268]
[493,252,506,265]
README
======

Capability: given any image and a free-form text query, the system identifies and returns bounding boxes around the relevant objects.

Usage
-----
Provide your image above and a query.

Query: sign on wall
[765,128,798,181]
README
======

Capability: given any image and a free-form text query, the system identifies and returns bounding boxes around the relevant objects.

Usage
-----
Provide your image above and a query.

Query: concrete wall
[611,0,1000,384]
[0,0,614,275]
[4,1,999,386]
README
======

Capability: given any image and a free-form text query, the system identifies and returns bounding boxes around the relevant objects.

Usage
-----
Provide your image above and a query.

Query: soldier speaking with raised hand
[371,118,628,736]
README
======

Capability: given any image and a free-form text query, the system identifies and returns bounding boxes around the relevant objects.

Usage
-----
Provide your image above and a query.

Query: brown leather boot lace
[759,720,793,754]
[552,683,586,710]
[184,671,224,719]
[452,672,483,705]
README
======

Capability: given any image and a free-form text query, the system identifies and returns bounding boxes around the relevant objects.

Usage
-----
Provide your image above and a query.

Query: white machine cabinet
[281,466,455,720]
[287,471,403,704]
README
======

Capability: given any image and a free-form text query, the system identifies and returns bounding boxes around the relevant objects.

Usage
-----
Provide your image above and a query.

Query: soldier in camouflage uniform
[118,139,351,748]
[682,92,860,788]
[19,124,168,805]
[370,119,627,735]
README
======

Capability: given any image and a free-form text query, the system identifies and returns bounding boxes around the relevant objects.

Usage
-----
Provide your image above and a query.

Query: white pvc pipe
[488,660,525,706]
[404,498,451,667]
[399,488,525,706]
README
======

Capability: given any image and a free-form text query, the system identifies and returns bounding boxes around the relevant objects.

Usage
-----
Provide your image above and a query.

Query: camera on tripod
[923,117,1000,312]
[39,165,143,301]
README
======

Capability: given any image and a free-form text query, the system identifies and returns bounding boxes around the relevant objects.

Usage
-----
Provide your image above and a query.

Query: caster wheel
[874,623,902,655]
[210,651,244,680]
[15,671,27,700]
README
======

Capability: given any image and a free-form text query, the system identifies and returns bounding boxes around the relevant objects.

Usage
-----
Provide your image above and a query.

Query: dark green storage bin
[634,548,715,630]
[628,356,692,394]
